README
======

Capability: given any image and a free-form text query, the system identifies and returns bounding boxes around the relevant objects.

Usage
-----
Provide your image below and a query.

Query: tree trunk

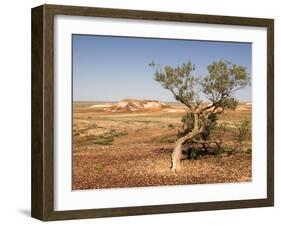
[171,139,186,171]
[170,134,194,171]
[171,112,202,172]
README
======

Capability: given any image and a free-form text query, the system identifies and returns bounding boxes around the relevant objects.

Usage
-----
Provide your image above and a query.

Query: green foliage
[187,148,205,160]
[150,59,251,156]
[178,112,218,141]
[189,148,199,160]
[93,129,128,145]
[168,124,175,129]
[150,61,199,106]
[246,148,252,154]
[201,113,218,140]
[178,113,194,138]
[235,120,251,143]
[215,122,230,133]
[220,97,238,110]
[202,60,250,106]
[213,122,232,144]
[215,148,222,156]
[153,135,177,144]
[150,59,250,111]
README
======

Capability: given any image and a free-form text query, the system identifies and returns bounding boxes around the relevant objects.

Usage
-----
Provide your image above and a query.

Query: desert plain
[72,99,252,190]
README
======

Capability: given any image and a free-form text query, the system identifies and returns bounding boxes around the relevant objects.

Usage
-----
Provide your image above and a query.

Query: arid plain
[72,99,252,190]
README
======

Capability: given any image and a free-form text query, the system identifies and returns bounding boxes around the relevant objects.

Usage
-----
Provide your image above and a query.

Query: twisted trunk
[171,112,202,172]
[171,132,196,171]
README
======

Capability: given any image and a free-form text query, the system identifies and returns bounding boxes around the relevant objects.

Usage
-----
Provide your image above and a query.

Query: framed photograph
[31,4,274,221]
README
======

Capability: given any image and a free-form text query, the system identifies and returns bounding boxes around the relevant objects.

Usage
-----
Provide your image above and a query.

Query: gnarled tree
[150,60,250,172]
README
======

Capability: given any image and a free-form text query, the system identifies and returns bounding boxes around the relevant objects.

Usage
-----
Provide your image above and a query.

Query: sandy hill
[90,99,171,113]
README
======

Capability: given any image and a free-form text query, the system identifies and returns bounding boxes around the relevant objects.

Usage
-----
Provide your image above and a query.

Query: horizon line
[73,99,252,103]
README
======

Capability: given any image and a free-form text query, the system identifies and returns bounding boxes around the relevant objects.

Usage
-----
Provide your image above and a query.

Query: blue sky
[72,35,252,102]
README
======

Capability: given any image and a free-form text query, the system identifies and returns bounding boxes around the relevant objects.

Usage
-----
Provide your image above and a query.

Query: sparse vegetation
[187,148,203,160]
[72,37,253,190]
[150,60,250,171]
[236,119,251,143]
[168,124,175,129]
[246,148,252,155]
[93,129,128,145]
[153,135,177,144]
[73,101,252,189]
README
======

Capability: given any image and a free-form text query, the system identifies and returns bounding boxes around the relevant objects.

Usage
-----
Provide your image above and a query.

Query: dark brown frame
[31,4,274,221]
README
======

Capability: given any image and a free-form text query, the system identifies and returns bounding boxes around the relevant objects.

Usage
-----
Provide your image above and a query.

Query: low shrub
[93,129,128,145]
[236,120,251,143]
[153,135,177,144]
[168,124,175,129]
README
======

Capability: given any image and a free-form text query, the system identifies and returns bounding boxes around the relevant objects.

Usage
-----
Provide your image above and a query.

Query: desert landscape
[72,34,252,190]
[72,99,252,190]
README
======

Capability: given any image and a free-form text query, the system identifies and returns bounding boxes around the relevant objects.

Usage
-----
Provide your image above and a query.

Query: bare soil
[72,101,252,190]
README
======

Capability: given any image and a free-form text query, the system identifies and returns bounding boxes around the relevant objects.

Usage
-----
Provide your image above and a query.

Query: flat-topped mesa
[108,99,170,112]
[89,99,172,113]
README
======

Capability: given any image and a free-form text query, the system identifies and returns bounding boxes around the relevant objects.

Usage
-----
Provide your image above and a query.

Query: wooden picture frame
[31,4,274,221]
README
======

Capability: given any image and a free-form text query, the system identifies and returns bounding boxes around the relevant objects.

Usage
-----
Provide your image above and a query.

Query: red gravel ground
[72,143,251,190]
[72,102,252,190]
